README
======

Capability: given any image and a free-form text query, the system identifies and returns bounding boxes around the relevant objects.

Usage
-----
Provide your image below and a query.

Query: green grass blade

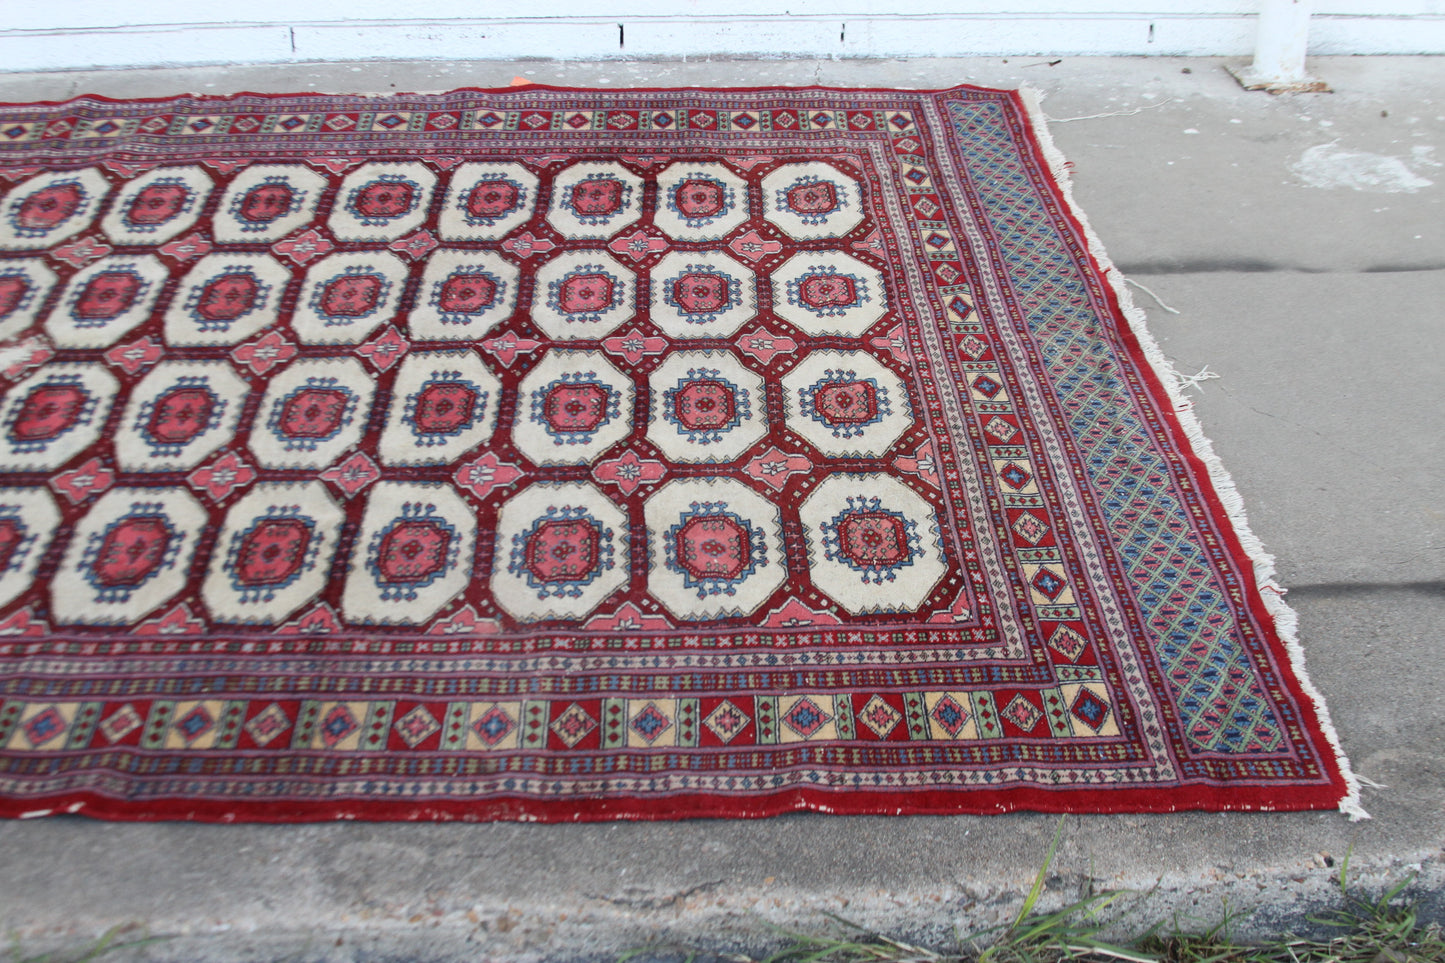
[1012,815,1067,929]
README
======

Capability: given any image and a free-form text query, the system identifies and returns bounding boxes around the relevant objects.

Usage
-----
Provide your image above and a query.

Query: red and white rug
[0,84,1358,821]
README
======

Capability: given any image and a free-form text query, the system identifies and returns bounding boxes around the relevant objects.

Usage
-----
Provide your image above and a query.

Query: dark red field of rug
[0,84,1355,821]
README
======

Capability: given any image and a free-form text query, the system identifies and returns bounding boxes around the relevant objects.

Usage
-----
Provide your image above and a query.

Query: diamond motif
[50,235,112,269]
[782,697,832,739]
[134,601,206,635]
[1002,695,1043,732]
[394,706,440,748]
[727,228,783,264]
[174,704,215,745]
[319,451,381,498]
[592,450,667,496]
[930,695,972,737]
[104,336,164,375]
[984,416,1018,442]
[499,231,555,259]
[734,327,798,365]
[1030,567,1066,601]
[629,703,673,745]
[49,457,114,505]
[607,229,669,262]
[472,706,516,747]
[230,330,297,376]
[389,229,439,260]
[0,607,47,637]
[857,695,901,738]
[600,327,667,365]
[999,463,1032,490]
[245,703,291,747]
[1011,512,1049,546]
[319,704,360,748]
[279,602,342,635]
[453,452,524,501]
[186,450,256,502]
[0,336,54,380]
[1070,688,1111,731]
[549,703,597,748]
[99,704,142,743]
[270,228,334,266]
[704,700,750,743]
[743,446,811,493]
[22,706,66,747]
[1048,624,1088,661]
[355,325,410,372]
[478,332,542,368]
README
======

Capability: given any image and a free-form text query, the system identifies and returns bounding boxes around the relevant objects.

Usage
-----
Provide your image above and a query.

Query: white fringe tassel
[1016,88,1368,821]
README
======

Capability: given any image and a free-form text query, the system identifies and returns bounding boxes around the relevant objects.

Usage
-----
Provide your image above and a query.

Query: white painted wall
[0,1,1440,72]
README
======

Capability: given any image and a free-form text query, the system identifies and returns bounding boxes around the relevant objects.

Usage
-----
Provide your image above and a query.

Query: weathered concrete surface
[0,56,1441,962]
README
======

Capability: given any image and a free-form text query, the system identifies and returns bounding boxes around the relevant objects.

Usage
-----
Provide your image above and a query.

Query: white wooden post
[1229,0,1330,92]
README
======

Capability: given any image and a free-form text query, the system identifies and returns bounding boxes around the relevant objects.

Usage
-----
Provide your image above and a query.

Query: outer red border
[0,778,1344,823]
[0,83,1349,822]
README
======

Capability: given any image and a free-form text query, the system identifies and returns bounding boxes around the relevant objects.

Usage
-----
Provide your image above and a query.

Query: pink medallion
[525,519,600,583]
[15,182,83,232]
[375,520,451,583]
[90,516,172,587]
[146,386,215,446]
[73,271,142,321]
[125,183,189,226]
[411,382,478,435]
[237,183,294,225]
[233,518,311,586]
[10,384,88,442]
[673,178,726,218]
[193,272,260,323]
[542,383,609,434]
[670,272,729,314]
[568,177,625,217]
[318,274,383,318]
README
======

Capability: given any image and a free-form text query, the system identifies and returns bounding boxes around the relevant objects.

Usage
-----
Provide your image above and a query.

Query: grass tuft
[6,925,168,963]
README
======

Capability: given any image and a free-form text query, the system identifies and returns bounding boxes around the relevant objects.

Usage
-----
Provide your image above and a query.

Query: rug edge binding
[1013,87,1366,821]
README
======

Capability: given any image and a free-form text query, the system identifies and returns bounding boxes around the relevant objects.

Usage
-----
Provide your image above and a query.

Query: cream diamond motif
[394,706,440,748]
[1002,695,1043,732]
[1012,512,1049,546]
[244,703,291,747]
[984,415,1018,442]
[550,703,598,748]
[99,704,142,743]
[857,695,901,738]
[704,700,751,743]
[1048,624,1088,662]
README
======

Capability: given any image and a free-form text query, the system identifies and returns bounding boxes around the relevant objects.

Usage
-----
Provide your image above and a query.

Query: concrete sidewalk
[0,56,1441,963]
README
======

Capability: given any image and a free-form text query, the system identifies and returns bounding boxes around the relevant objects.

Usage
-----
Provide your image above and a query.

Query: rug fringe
[1015,87,1368,821]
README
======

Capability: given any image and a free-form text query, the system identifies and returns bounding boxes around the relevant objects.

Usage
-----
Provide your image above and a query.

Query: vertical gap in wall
[840,22,846,44]
[619,23,625,49]
[1148,22,1155,43]
[289,27,296,53]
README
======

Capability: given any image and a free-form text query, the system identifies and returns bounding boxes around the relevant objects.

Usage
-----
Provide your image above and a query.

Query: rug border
[1011,87,1363,821]
[0,81,1361,822]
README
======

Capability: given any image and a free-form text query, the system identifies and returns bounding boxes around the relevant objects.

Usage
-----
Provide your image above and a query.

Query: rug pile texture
[0,84,1355,820]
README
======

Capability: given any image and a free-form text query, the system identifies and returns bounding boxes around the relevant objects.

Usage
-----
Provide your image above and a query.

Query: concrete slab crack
[584,879,725,910]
